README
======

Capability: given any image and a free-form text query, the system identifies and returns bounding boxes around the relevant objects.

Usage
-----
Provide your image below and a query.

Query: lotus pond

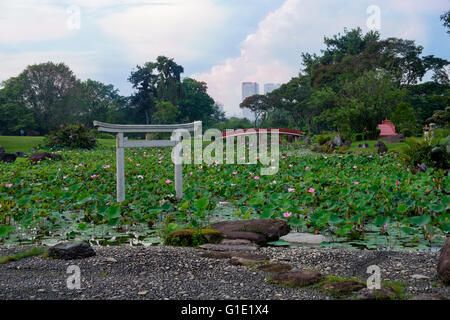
[0,144,448,251]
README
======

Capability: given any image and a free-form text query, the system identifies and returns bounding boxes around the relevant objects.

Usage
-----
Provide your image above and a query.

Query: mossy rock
[165,228,224,247]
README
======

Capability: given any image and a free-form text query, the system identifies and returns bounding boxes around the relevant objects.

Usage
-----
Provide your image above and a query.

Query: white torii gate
[93,121,201,202]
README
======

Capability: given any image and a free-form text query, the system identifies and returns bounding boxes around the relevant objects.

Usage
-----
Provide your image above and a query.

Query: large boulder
[437,237,450,284]
[332,135,343,147]
[375,140,388,154]
[47,242,96,260]
[210,219,290,246]
[29,152,62,163]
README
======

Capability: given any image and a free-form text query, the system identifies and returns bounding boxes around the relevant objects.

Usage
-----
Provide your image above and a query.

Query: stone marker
[332,135,343,147]
[322,281,365,295]
[257,263,293,273]
[47,242,96,260]
[356,287,397,300]
[437,237,450,284]
[229,253,269,266]
[280,232,328,245]
[199,243,259,252]
[269,270,323,287]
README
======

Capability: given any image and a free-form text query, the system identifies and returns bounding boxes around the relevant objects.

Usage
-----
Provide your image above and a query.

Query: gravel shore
[0,245,448,300]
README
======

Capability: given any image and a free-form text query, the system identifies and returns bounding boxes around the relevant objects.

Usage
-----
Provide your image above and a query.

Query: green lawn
[0,136,115,153]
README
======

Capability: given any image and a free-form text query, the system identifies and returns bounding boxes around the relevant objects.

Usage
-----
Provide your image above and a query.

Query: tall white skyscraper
[264,83,281,95]
[241,82,259,122]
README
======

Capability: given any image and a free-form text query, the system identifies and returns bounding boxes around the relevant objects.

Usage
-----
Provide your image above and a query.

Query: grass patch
[0,247,46,264]
[0,136,115,153]
[382,280,406,300]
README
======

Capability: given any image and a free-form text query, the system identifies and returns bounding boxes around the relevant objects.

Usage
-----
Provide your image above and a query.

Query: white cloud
[98,0,231,64]
[193,0,448,117]
[0,1,74,44]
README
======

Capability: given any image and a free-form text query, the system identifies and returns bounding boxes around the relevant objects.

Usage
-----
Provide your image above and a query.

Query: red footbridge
[222,128,303,142]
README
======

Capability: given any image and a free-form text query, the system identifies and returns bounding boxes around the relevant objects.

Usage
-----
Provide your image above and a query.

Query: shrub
[44,124,97,149]
[400,137,449,170]
[165,228,224,247]
[354,133,364,141]
[316,134,333,145]
[400,128,413,137]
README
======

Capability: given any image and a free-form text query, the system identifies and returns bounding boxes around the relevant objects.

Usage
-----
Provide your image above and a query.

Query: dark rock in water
[0,153,17,163]
[332,135,343,147]
[0,146,4,153]
[269,270,323,287]
[322,281,365,295]
[437,237,450,284]
[409,293,448,300]
[15,151,26,158]
[357,287,397,300]
[210,219,290,245]
[29,152,62,163]
[418,163,428,173]
[47,242,96,260]
[257,263,293,273]
[343,140,352,148]
[375,140,388,154]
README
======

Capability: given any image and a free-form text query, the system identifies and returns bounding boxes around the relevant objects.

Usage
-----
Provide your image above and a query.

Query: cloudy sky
[1,0,449,116]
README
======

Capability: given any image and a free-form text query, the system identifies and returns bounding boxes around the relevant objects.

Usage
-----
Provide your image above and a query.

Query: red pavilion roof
[377,119,397,137]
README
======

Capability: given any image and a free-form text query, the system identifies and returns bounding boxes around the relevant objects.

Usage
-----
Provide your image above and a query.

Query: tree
[441,10,450,35]
[239,94,271,126]
[178,78,217,126]
[11,62,80,134]
[391,102,417,135]
[321,70,407,137]
[128,56,184,124]
[75,79,128,125]
[152,101,179,124]
[0,76,35,135]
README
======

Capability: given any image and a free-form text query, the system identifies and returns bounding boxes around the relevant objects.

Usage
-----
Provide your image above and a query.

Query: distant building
[377,119,397,137]
[264,83,281,95]
[241,82,259,122]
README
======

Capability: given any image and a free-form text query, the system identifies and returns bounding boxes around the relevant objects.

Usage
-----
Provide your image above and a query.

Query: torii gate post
[93,121,202,202]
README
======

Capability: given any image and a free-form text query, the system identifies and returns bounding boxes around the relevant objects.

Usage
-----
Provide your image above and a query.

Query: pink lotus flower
[103,165,110,169]
[165,179,173,184]
[353,166,357,169]
[5,183,12,188]
[282,156,286,159]
[288,188,295,193]
[308,188,315,193]
[91,175,97,178]
[354,182,359,185]
[63,176,67,180]
[136,163,141,167]
[254,176,260,180]
[189,172,193,175]
[232,171,238,175]
[283,212,292,218]
[20,180,24,186]
[396,181,400,185]
[305,166,310,170]
[289,164,293,167]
